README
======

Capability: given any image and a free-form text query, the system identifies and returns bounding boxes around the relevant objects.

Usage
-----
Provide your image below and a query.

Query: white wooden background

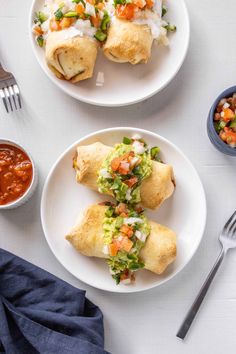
[1,1,236,353]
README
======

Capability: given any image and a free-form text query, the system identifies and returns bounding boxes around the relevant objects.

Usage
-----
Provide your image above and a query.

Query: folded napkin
[0,248,109,354]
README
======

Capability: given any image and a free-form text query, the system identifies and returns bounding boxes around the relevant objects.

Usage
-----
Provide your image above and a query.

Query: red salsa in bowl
[214,94,236,148]
[0,144,33,206]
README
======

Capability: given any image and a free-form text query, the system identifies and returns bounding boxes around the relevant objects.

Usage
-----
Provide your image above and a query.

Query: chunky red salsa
[0,144,33,205]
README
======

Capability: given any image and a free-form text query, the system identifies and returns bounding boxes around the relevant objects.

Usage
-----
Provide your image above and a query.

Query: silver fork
[177,209,236,340]
[0,62,21,113]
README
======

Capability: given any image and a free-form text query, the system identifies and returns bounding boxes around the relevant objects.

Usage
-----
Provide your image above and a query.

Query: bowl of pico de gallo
[207,86,236,156]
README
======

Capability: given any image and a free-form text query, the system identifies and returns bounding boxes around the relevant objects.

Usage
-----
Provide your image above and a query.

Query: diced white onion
[74,19,96,37]
[135,230,147,242]
[124,217,144,225]
[121,278,131,285]
[132,140,146,154]
[102,245,109,255]
[125,188,132,201]
[96,71,105,87]
[120,161,130,170]
[98,10,105,19]
[223,102,230,109]
[130,156,140,168]
[100,169,111,178]
[85,2,96,17]
[132,133,141,140]
[41,19,50,33]
[220,111,225,118]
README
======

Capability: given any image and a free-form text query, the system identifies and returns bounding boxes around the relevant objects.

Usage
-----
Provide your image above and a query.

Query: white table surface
[1,1,236,353]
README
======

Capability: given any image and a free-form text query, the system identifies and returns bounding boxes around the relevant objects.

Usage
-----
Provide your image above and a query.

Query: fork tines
[0,84,21,113]
[223,210,236,236]
[0,63,22,113]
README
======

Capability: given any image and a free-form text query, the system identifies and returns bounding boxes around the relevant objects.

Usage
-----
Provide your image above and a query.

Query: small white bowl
[0,139,38,210]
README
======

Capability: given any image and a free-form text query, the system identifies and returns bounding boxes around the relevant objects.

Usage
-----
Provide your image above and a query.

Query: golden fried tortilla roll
[74,142,175,210]
[103,18,153,64]
[66,204,176,274]
[45,30,98,83]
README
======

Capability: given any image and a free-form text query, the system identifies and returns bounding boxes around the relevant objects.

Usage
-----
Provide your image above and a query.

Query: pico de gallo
[97,136,161,204]
[33,0,111,47]
[214,94,236,148]
[33,0,175,48]
[101,201,151,284]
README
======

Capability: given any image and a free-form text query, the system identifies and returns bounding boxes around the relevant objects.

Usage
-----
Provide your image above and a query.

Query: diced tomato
[75,3,85,14]
[60,17,73,29]
[116,4,136,20]
[91,15,101,28]
[109,243,119,256]
[135,206,144,214]
[120,224,134,238]
[50,19,61,31]
[220,127,236,144]
[111,157,121,172]
[115,203,128,216]
[33,26,44,36]
[96,2,105,10]
[118,161,130,175]
[120,270,130,281]
[146,0,153,8]
[223,108,235,122]
[120,237,133,252]
[133,0,146,8]
[124,176,138,188]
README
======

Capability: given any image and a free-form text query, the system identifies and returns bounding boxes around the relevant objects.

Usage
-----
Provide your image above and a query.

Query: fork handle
[176,248,226,340]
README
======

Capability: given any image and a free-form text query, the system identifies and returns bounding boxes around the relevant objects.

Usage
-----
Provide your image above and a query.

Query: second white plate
[29,0,189,106]
[41,128,206,293]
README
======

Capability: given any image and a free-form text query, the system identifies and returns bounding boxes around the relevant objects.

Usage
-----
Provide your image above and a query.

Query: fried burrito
[66,204,176,282]
[45,30,98,83]
[103,18,153,64]
[103,0,170,65]
[73,141,175,210]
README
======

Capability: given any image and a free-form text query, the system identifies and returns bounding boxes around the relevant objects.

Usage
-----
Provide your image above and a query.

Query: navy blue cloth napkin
[0,248,109,354]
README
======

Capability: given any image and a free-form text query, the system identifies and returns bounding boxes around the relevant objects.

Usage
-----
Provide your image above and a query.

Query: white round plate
[41,128,206,293]
[29,0,189,107]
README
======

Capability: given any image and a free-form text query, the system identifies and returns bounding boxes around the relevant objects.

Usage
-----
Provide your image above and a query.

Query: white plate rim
[29,1,190,107]
[41,127,207,293]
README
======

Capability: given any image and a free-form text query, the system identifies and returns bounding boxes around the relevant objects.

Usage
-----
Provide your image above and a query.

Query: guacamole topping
[102,202,151,284]
[97,136,160,204]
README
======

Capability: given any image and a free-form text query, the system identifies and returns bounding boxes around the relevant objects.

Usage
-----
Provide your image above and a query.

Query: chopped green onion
[150,146,160,159]
[123,137,132,145]
[162,6,167,17]
[73,0,85,4]
[219,120,227,129]
[35,11,48,24]
[105,206,115,217]
[115,216,124,229]
[113,0,131,7]
[64,11,78,17]
[101,12,110,31]
[129,262,144,270]
[94,29,107,42]
[165,23,177,32]
[230,119,236,129]
[54,8,64,20]
[37,35,44,47]
[214,122,221,133]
